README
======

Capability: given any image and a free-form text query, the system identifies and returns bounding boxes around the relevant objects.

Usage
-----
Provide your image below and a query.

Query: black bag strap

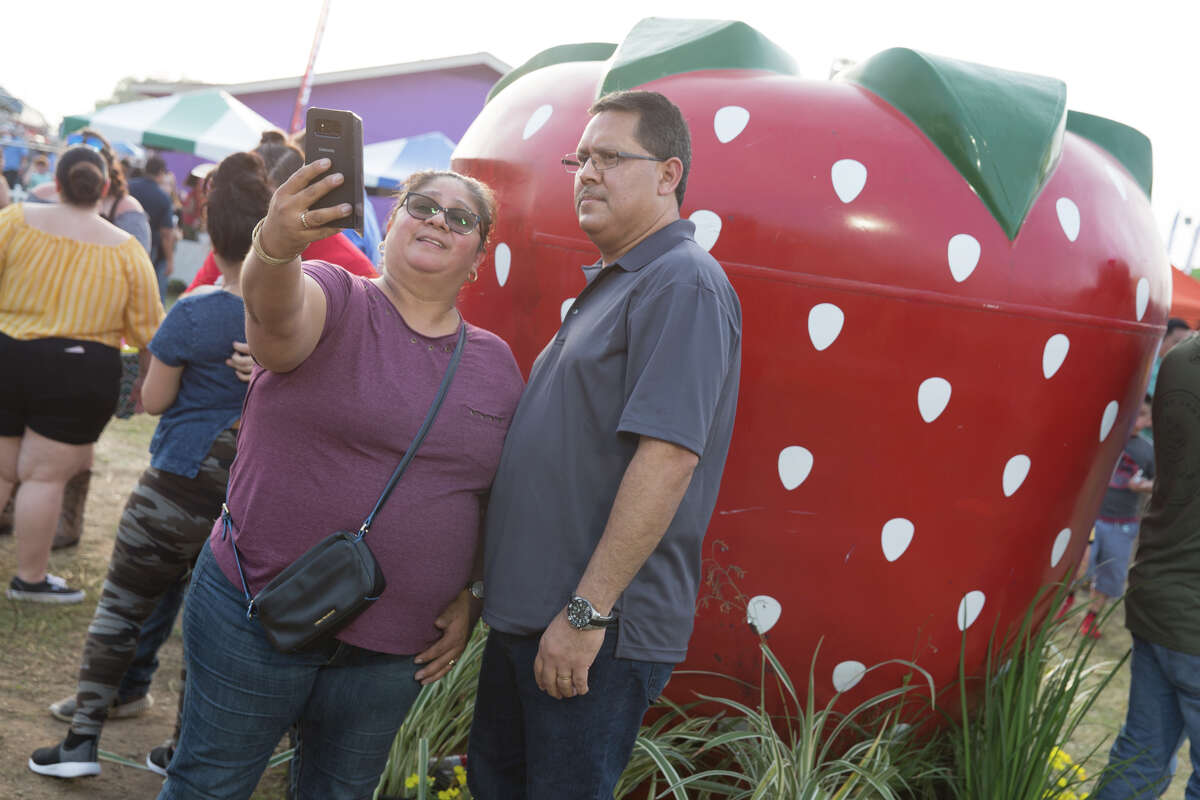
[222,321,467,608]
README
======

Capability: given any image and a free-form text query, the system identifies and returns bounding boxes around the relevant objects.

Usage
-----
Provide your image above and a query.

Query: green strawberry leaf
[486,43,617,105]
[599,18,798,97]
[841,48,1067,241]
[1065,110,1152,199]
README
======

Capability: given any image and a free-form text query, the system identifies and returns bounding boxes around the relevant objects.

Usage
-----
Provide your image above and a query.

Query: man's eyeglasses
[66,133,108,153]
[561,150,667,174]
[402,192,482,235]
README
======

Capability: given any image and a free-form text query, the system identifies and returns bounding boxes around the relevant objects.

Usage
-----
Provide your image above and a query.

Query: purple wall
[237,64,500,144]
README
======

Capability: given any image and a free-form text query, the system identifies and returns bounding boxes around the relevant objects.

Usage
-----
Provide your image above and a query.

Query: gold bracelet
[250,218,300,266]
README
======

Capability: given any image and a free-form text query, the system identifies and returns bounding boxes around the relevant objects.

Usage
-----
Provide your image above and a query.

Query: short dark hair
[588,90,691,208]
[56,145,108,207]
[205,152,272,263]
[144,156,168,177]
[1166,318,1190,338]
[390,170,498,253]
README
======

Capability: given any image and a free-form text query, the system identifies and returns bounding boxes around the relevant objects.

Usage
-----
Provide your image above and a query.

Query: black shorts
[0,332,121,444]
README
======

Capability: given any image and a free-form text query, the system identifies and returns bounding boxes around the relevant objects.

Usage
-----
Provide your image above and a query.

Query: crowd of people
[1,86,1195,800]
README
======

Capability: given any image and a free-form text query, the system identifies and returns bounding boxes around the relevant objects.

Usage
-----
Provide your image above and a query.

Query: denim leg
[293,647,422,800]
[467,628,671,800]
[468,630,528,798]
[158,544,323,800]
[118,574,187,700]
[1093,635,1184,799]
[1155,642,1200,800]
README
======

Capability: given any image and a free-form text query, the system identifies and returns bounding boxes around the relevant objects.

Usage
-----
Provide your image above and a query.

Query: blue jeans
[158,542,423,800]
[1090,520,1138,598]
[1092,634,1200,800]
[153,257,169,301]
[467,627,673,800]
[118,574,187,700]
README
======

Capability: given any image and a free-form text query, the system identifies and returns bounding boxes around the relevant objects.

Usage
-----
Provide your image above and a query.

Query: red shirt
[186,232,377,291]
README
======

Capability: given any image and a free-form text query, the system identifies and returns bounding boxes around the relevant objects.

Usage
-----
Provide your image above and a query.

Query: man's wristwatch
[566,595,616,630]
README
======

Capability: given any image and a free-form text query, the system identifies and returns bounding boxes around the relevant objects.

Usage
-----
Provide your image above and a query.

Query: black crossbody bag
[223,323,466,653]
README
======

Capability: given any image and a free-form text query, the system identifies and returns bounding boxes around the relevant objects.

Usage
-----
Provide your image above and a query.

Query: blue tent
[363,132,455,190]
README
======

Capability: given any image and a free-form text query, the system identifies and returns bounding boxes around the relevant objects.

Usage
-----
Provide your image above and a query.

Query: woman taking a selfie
[158,161,523,800]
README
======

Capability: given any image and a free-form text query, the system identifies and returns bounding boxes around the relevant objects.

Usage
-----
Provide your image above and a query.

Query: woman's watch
[566,595,617,630]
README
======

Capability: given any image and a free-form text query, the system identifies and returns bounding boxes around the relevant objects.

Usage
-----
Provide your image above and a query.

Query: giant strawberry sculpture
[453,18,1169,708]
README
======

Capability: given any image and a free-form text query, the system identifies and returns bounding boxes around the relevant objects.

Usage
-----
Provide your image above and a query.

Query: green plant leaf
[840,48,1067,241]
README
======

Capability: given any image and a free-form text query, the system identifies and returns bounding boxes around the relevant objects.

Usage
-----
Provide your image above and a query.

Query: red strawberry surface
[453,19,1169,709]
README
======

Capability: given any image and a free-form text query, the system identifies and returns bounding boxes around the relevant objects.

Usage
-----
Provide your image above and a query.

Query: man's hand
[414,589,476,685]
[226,341,254,382]
[534,610,605,699]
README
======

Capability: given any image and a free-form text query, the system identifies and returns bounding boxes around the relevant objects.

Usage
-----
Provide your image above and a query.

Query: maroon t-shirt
[209,261,523,654]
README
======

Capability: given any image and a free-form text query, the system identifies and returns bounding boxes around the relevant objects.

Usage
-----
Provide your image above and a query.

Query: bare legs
[0,429,92,583]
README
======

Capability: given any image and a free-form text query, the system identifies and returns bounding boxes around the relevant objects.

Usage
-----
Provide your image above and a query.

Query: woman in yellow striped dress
[0,145,163,603]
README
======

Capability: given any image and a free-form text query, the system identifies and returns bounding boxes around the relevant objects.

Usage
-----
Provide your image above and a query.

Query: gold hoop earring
[467,269,479,283]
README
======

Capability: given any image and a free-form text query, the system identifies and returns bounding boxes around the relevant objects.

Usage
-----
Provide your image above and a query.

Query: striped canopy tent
[364,132,456,190]
[60,90,275,161]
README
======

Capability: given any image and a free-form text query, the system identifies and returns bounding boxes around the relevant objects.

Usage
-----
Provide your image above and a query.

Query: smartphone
[303,107,364,235]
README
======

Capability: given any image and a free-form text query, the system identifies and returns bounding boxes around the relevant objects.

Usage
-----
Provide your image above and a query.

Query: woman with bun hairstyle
[0,145,163,604]
[28,151,269,779]
[32,129,153,256]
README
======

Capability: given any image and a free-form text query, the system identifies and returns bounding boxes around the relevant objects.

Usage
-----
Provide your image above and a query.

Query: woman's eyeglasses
[402,192,481,235]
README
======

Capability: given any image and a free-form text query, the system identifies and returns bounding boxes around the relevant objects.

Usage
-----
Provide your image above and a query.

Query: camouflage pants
[71,429,237,737]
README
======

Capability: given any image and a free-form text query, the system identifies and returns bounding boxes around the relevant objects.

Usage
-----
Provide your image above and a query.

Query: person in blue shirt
[28,150,271,780]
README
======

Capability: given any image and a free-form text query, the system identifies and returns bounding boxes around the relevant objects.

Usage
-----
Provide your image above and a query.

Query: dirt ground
[0,416,287,800]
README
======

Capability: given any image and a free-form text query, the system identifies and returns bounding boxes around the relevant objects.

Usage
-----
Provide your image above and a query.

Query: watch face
[566,597,591,629]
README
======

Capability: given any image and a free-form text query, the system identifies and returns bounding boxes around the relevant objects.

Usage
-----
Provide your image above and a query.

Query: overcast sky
[6,0,1196,256]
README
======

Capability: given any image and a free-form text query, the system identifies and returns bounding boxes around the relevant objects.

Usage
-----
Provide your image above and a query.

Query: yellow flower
[405,773,419,789]
[454,764,467,786]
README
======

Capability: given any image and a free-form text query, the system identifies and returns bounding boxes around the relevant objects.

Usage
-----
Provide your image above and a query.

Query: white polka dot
[808,304,844,351]
[831,159,867,204]
[1003,455,1031,497]
[494,243,511,287]
[522,104,553,140]
[1104,163,1128,201]
[1136,278,1150,321]
[778,446,813,491]
[713,106,750,143]
[1042,334,1070,379]
[947,234,981,283]
[917,378,952,423]
[957,590,986,630]
[1056,197,1081,242]
[560,298,575,322]
[1100,401,1119,442]
[832,660,866,692]
[746,595,781,634]
[881,518,914,562]
[1051,528,1072,568]
[689,210,722,251]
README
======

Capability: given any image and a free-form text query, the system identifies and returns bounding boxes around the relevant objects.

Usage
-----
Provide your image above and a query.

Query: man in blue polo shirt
[469,90,742,798]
